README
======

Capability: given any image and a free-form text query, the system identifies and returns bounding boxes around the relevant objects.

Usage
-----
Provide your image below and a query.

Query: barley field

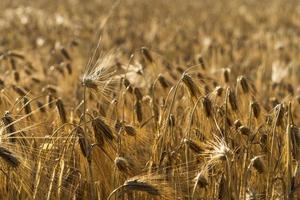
[1,0,300,199]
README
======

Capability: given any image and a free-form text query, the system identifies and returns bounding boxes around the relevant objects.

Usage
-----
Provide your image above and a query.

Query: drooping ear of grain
[124,125,136,137]
[92,118,114,143]
[184,138,204,154]
[182,74,199,97]
[124,179,160,196]
[0,146,20,167]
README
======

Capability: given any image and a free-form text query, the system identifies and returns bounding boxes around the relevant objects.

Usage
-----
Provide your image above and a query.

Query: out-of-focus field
[1,0,300,199]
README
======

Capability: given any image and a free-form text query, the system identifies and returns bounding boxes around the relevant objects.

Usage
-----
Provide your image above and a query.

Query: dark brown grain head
[124,125,137,137]
[2,111,16,143]
[23,97,32,115]
[141,47,154,63]
[56,99,67,123]
[223,68,230,83]
[124,179,160,196]
[228,89,238,111]
[36,101,46,113]
[184,138,204,154]
[92,118,114,142]
[251,101,261,118]
[237,76,249,93]
[76,126,89,158]
[134,100,143,123]
[13,70,20,82]
[0,146,20,168]
[251,156,265,174]
[203,96,212,118]
[158,74,170,89]
[196,54,206,69]
[134,87,143,101]
[182,74,199,97]
[12,85,27,97]
[215,86,223,96]
[238,126,251,136]
[60,47,71,60]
